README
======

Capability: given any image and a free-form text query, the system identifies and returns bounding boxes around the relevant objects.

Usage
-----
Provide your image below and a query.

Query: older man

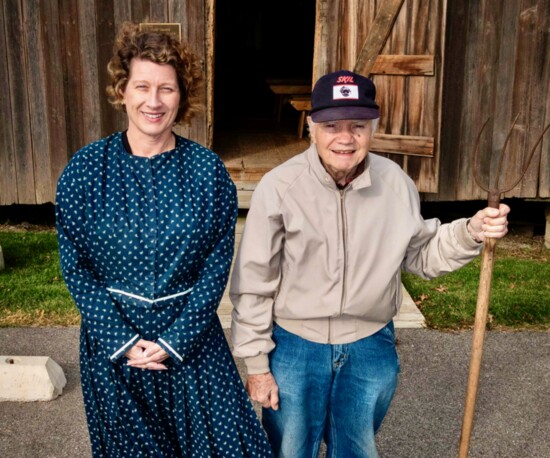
[230,70,509,457]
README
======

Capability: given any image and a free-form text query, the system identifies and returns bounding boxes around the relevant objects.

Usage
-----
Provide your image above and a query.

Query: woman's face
[122,58,181,142]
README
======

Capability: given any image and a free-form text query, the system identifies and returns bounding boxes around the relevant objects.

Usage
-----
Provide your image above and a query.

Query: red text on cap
[336,76,354,84]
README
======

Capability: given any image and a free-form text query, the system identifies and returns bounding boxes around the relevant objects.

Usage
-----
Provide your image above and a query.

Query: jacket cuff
[109,334,140,362]
[157,337,184,364]
[454,218,483,251]
[244,354,270,374]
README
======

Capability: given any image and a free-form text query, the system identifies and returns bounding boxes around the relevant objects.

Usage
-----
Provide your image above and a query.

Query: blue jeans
[262,322,399,458]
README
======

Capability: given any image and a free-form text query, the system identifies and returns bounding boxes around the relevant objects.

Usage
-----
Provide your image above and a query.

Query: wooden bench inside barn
[289,97,312,139]
[267,78,311,123]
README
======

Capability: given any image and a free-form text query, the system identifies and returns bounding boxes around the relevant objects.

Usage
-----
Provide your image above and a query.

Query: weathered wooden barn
[0,0,548,209]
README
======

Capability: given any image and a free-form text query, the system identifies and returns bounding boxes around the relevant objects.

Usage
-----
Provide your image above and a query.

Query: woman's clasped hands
[125,339,169,370]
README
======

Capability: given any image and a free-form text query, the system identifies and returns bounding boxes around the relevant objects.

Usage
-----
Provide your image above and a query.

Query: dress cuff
[157,337,183,363]
[244,354,270,374]
[109,334,140,362]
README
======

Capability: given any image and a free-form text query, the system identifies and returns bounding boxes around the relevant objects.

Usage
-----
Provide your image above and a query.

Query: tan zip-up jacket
[230,145,482,374]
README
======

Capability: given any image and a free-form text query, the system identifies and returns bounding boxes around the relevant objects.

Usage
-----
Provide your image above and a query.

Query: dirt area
[0,223,56,233]
[495,232,549,262]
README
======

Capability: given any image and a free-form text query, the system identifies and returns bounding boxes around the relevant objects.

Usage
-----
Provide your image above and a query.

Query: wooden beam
[269,85,312,95]
[371,133,434,157]
[371,55,434,75]
[354,0,406,76]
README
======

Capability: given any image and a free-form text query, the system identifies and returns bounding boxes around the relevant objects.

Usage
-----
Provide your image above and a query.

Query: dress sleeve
[56,161,140,362]
[156,165,238,365]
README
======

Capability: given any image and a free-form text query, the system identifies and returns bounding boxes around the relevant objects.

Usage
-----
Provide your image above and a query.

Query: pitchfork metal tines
[472,112,550,209]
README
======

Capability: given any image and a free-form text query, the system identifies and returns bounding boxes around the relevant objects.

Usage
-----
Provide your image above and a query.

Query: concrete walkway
[1,327,548,457]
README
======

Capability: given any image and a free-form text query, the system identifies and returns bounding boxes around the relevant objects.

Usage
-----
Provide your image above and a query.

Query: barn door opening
[213,0,316,203]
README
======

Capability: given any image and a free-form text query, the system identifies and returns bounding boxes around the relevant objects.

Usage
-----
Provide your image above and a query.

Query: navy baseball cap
[310,70,380,122]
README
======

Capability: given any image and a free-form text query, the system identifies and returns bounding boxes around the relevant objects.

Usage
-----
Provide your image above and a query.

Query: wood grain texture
[78,0,102,145]
[0,2,17,204]
[4,0,35,203]
[206,0,215,148]
[41,0,69,201]
[311,0,446,192]
[24,0,52,203]
[4,1,547,204]
[354,0,406,76]
[426,0,549,201]
[539,1,550,197]
[371,133,434,156]
[370,54,434,75]
[60,0,85,157]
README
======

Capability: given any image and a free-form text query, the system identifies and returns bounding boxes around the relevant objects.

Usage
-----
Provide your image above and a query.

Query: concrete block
[0,356,67,402]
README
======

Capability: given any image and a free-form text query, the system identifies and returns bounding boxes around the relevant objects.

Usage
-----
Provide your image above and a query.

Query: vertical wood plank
[343,0,358,70]
[457,0,500,200]
[3,0,35,203]
[114,0,131,24]
[24,0,53,203]
[131,0,151,21]
[170,0,190,140]
[95,0,117,137]
[149,0,167,21]
[383,0,408,170]
[79,0,102,144]
[434,0,467,200]
[41,0,69,201]
[206,0,215,148]
[169,0,188,39]
[506,0,542,197]
[313,0,338,82]
[110,2,133,134]
[406,0,430,185]
[187,0,206,145]
[59,0,85,158]
[538,0,550,197]
[0,2,17,204]
[422,0,446,192]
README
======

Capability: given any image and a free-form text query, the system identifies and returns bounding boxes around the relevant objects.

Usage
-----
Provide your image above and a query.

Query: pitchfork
[458,114,550,457]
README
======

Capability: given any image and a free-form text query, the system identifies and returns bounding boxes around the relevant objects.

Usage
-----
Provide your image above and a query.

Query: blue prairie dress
[56,132,273,458]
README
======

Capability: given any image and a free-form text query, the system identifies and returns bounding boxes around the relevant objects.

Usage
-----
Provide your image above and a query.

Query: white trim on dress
[110,334,140,361]
[158,337,184,362]
[106,287,193,304]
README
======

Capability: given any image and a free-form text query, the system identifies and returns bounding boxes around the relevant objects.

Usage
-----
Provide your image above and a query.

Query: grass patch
[0,228,549,329]
[402,234,550,330]
[0,230,79,326]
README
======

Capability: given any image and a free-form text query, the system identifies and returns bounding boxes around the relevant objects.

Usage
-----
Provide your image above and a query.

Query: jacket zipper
[329,188,348,344]
[339,188,348,316]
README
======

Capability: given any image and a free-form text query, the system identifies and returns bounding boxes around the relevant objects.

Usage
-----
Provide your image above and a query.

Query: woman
[56,22,273,457]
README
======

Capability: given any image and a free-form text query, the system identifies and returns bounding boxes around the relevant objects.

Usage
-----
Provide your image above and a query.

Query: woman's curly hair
[106,22,203,125]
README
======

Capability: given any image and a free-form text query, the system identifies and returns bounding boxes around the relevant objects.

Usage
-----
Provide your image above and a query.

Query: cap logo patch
[333,84,359,100]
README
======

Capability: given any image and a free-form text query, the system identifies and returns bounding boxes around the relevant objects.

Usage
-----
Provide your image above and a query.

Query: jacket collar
[306,144,372,191]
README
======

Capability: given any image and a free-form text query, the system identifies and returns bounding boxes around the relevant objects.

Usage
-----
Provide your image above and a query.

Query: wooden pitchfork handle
[458,117,550,457]
[458,194,499,458]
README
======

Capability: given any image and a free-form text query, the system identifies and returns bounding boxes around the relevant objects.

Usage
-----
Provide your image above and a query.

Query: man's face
[308,118,374,182]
